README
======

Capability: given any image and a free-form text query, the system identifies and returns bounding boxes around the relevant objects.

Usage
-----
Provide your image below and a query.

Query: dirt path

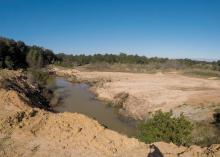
[53,67,220,121]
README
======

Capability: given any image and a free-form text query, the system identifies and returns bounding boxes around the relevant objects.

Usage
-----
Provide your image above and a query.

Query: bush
[4,56,14,69]
[26,49,44,68]
[138,110,193,146]
[214,108,220,124]
[27,68,51,86]
[191,123,220,146]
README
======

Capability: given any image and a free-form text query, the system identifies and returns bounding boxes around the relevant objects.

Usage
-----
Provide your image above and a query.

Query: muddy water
[48,78,137,137]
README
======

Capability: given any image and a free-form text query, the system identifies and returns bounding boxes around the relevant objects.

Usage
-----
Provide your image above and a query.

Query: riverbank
[48,77,137,137]
[0,69,220,157]
[52,66,220,122]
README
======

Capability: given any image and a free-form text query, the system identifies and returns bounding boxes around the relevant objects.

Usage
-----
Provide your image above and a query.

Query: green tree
[4,56,14,69]
[27,68,50,86]
[0,37,56,69]
[26,49,44,68]
[138,110,193,146]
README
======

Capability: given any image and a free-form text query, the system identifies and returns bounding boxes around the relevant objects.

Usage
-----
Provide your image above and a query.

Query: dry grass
[183,69,220,79]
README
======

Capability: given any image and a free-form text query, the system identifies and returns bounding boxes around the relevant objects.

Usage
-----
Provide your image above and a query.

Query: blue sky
[0,0,220,59]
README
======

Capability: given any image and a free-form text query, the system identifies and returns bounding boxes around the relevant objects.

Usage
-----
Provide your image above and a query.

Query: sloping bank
[0,70,220,157]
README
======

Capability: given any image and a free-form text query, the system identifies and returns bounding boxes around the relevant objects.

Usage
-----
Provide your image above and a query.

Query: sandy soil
[53,67,220,121]
[0,69,220,157]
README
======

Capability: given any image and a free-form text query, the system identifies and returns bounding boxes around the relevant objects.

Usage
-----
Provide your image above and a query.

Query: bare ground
[0,69,220,156]
[53,67,220,121]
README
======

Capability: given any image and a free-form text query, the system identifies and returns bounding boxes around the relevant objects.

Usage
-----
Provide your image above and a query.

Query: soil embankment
[0,69,220,157]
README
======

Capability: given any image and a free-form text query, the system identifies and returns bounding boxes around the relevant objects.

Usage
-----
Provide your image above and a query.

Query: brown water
[49,78,137,137]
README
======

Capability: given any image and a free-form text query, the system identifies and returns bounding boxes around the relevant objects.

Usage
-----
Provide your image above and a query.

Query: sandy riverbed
[54,67,220,121]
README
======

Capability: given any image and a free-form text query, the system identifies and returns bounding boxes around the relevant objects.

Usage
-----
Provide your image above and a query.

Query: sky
[0,0,220,59]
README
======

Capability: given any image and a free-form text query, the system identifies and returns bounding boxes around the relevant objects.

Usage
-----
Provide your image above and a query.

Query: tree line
[0,37,57,69]
[56,53,220,71]
[1,36,220,71]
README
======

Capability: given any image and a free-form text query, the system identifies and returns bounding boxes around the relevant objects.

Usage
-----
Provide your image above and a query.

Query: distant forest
[0,37,220,71]
[56,53,220,71]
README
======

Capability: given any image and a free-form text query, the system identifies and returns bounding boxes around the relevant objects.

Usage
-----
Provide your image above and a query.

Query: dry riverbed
[53,67,220,122]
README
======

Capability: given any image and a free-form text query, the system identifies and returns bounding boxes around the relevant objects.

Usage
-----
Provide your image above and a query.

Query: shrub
[26,49,44,68]
[137,110,193,146]
[191,123,220,146]
[27,68,51,86]
[214,108,220,124]
[4,56,14,69]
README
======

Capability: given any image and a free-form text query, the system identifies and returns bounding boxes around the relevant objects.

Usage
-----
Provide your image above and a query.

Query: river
[48,77,137,137]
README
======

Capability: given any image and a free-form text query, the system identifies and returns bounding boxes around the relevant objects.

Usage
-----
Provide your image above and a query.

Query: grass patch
[183,69,220,79]
[82,63,160,73]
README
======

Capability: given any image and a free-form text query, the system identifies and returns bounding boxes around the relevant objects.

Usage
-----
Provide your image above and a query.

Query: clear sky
[0,0,220,59]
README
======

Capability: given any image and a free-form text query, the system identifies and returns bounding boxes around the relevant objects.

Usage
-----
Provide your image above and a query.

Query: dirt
[1,69,220,157]
[53,67,220,121]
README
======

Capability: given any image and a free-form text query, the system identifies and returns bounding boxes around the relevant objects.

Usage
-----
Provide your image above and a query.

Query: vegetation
[183,69,220,78]
[1,36,220,148]
[27,68,51,86]
[0,37,57,69]
[191,122,220,147]
[214,108,220,124]
[55,53,220,72]
[213,60,220,71]
[1,36,220,73]
[138,111,193,146]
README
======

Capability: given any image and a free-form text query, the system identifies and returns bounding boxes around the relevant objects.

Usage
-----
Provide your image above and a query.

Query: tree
[0,37,57,69]
[26,49,44,68]
[138,110,193,146]
[4,56,14,69]
[0,40,8,68]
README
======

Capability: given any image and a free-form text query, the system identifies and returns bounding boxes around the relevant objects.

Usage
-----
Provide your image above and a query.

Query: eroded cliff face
[0,70,220,157]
